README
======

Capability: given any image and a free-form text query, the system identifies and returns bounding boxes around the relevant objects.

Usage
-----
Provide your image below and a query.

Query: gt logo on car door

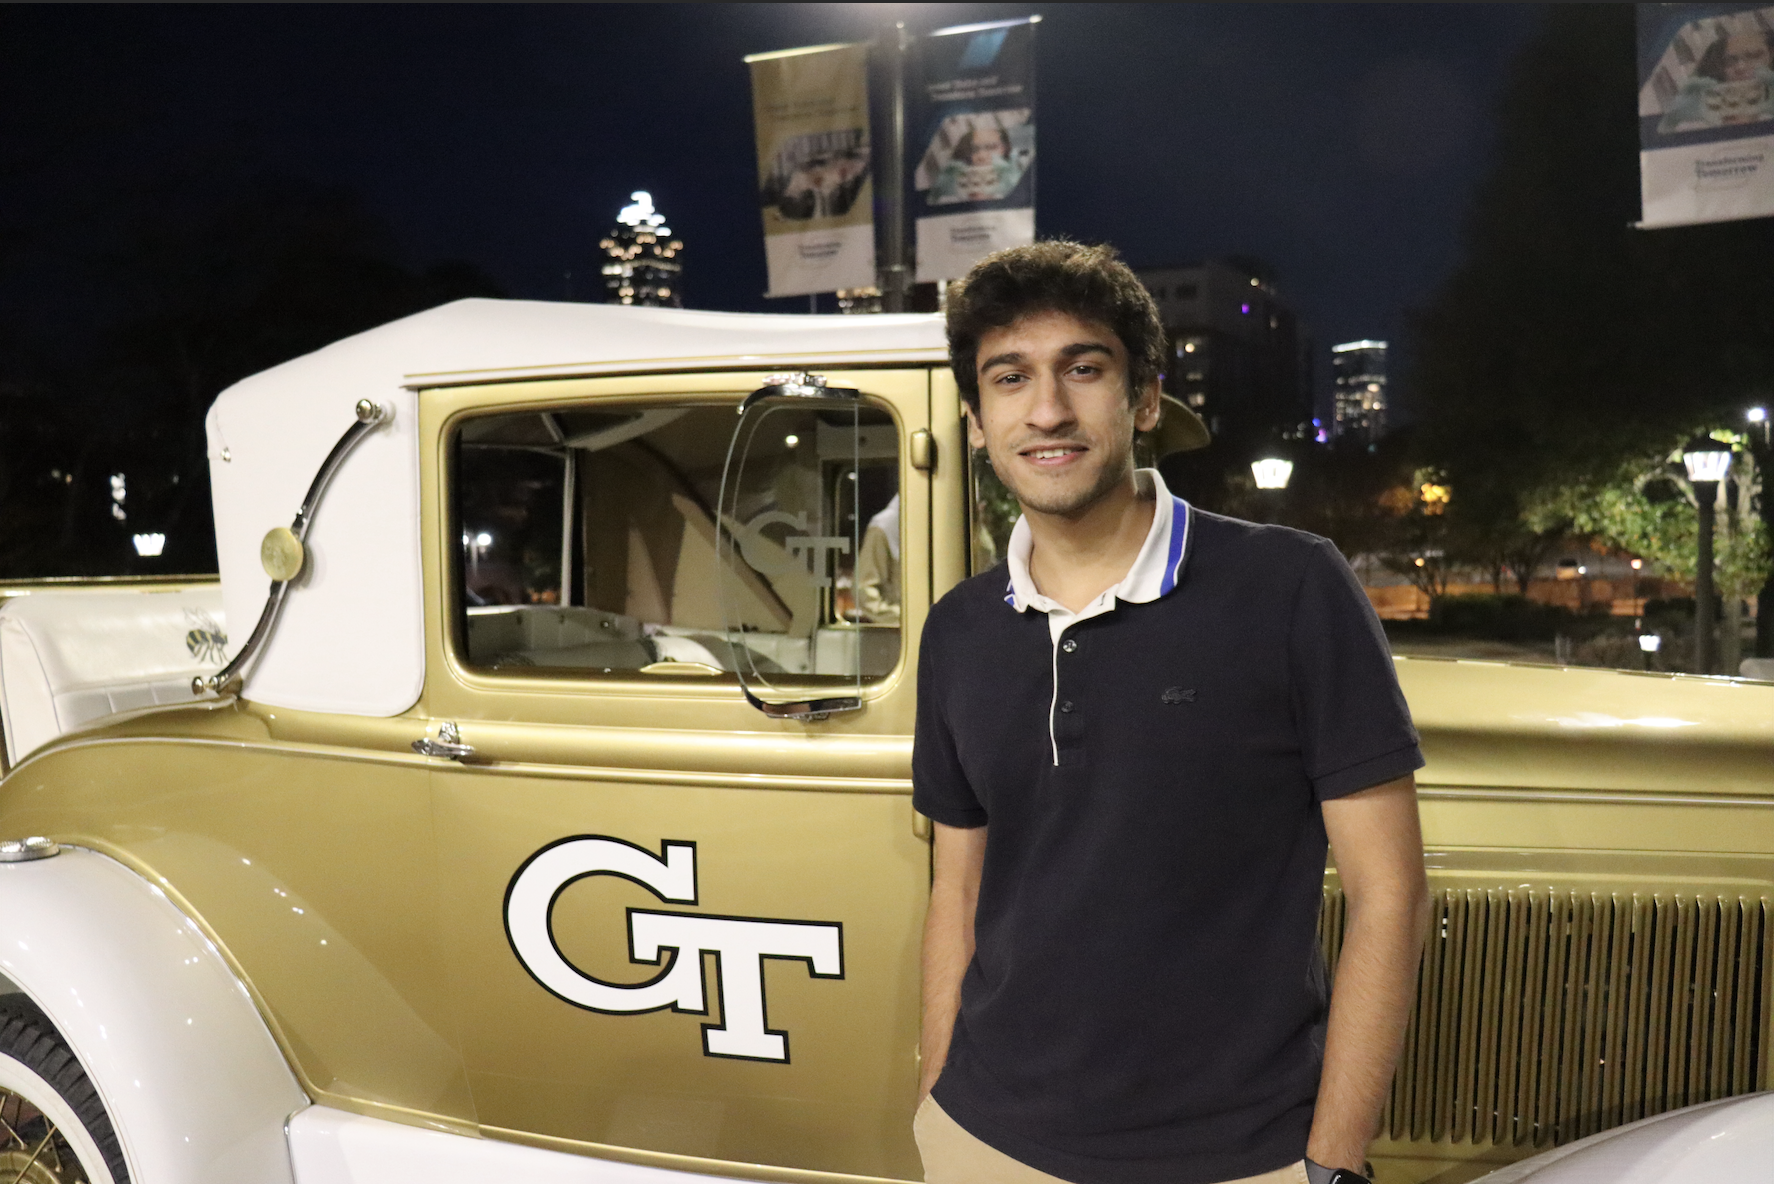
[503,835,844,1063]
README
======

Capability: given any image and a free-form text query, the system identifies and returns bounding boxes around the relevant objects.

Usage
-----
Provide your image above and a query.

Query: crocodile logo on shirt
[1161,686,1196,704]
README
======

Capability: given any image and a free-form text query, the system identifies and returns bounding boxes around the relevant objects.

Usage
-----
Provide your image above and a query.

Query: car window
[453,399,900,682]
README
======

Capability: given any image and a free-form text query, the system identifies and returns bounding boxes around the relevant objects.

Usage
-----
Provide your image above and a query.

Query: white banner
[1641,134,1774,226]
[763,223,879,297]
[1638,4,1774,228]
[915,208,1036,285]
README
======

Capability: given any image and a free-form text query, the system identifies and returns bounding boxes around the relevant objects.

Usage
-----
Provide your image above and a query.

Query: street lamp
[1682,437,1733,674]
[1251,458,1294,490]
[1637,631,1662,671]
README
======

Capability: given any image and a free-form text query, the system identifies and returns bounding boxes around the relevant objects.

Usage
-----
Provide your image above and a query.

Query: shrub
[1425,594,1581,641]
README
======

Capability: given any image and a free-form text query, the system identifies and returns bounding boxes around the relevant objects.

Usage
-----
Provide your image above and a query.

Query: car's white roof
[259,298,950,391]
[206,299,947,719]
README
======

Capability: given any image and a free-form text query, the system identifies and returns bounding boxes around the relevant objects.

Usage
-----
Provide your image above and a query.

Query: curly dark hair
[946,239,1166,412]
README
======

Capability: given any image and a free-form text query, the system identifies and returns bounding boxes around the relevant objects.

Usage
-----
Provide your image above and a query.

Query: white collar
[1003,468,1193,614]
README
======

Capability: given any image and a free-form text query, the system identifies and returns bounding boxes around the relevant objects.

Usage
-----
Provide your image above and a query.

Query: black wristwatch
[1304,1159,1370,1184]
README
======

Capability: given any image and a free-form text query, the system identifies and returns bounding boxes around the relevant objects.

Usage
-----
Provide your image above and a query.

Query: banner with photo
[910,18,1039,282]
[746,42,876,297]
[1638,3,1774,227]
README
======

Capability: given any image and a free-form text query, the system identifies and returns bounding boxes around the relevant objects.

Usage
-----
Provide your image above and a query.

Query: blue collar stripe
[1159,497,1189,596]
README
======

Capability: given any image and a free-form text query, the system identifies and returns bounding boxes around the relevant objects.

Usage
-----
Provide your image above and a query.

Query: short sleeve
[1288,538,1424,801]
[911,609,988,828]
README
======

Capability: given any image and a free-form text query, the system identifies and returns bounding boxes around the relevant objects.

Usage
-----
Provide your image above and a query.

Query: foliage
[1525,434,1771,600]
[1410,6,1774,514]
[1375,466,1461,598]
[0,177,503,576]
[1424,593,1583,642]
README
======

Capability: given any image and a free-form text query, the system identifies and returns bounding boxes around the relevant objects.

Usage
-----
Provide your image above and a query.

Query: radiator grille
[1318,887,1769,1148]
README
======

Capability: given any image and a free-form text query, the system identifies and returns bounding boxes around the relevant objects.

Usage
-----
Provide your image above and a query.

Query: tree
[1411,6,1774,529]
[0,177,504,577]
[1526,432,1772,670]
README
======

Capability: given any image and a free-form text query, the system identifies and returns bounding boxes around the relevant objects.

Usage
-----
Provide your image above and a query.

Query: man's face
[1724,32,1770,81]
[966,310,1159,518]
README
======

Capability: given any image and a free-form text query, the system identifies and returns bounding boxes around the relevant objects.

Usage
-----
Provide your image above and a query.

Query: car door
[419,368,932,1180]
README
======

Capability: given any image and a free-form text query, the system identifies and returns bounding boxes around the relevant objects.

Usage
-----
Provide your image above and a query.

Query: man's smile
[1019,443,1088,467]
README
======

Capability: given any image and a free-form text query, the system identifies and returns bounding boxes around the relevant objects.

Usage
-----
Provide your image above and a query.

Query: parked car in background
[0,301,1765,1184]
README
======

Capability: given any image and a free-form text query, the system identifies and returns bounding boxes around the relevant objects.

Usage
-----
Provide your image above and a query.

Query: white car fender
[0,846,306,1183]
[1476,1092,1774,1183]
[288,1107,753,1184]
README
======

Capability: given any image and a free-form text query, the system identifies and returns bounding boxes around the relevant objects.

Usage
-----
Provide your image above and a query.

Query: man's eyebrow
[978,350,1027,372]
[978,341,1115,372]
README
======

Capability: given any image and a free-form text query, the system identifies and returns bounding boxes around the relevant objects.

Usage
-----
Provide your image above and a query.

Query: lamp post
[1682,438,1733,674]
[1251,457,1293,490]
[1250,457,1293,526]
[1748,407,1774,658]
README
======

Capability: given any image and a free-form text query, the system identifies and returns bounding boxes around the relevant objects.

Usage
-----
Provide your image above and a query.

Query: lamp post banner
[746,42,876,298]
[1637,3,1774,228]
[911,17,1039,282]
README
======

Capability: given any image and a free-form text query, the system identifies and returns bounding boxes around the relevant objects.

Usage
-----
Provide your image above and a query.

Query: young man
[912,241,1429,1184]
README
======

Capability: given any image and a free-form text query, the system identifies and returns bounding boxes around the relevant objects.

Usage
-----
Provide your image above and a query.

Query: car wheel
[0,1013,127,1184]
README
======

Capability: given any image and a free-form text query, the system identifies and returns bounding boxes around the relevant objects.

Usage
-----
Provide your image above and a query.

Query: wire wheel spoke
[0,1089,86,1184]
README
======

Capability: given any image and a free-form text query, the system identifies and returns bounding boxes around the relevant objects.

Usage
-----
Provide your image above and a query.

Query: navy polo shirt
[913,470,1423,1184]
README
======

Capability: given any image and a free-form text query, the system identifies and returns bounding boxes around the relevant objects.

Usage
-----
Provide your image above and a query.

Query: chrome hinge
[412,721,475,761]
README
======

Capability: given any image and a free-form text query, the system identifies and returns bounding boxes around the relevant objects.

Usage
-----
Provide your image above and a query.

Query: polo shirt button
[1061,639,1077,653]
[1059,701,1075,713]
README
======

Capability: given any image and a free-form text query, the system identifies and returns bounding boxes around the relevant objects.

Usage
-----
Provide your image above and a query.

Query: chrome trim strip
[1418,787,1774,808]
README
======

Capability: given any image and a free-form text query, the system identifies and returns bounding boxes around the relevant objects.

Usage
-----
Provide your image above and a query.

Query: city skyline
[1,3,1542,415]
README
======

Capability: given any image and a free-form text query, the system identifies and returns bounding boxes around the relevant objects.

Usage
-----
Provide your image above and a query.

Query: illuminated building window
[600,191,684,308]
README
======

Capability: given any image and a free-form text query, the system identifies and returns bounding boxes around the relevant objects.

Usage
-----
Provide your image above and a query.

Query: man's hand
[919,821,987,1101]
[1308,774,1429,1174]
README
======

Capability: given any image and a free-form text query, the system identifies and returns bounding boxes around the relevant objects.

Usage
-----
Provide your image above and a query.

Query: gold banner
[746,42,876,297]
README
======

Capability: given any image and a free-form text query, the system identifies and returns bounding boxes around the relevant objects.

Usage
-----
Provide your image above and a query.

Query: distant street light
[1682,437,1733,674]
[132,533,165,557]
[1251,458,1294,490]
[1638,630,1662,671]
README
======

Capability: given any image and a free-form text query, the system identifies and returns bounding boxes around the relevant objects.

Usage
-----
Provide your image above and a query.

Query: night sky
[2,3,1542,408]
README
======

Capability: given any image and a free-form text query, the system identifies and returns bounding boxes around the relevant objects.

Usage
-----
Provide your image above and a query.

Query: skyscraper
[1330,340,1387,444]
[1134,259,1314,445]
[600,192,684,307]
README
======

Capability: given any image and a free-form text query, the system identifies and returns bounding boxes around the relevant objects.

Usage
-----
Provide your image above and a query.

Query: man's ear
[964,404,987,450]
[1133,379,1162,433]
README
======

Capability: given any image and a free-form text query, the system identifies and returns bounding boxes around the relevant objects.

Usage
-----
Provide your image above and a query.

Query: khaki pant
[914,1096,1310,1184]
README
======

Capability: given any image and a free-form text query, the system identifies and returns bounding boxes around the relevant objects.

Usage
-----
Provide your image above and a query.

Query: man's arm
[919,820,988,1100]
[1308,773,1430,1175]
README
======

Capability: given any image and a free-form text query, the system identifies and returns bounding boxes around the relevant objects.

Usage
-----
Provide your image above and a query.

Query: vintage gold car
[0,300,1765,1184]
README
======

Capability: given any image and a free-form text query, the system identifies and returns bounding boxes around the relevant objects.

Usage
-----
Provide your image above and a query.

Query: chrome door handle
[413,721,475,760]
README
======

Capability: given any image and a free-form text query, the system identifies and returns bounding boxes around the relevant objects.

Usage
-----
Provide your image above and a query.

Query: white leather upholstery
[0,586,226,763]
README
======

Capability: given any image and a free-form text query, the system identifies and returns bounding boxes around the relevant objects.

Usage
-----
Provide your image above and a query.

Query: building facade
[600,191,684,307]
[1330,339,1387,444]
[1134,260,1314,448]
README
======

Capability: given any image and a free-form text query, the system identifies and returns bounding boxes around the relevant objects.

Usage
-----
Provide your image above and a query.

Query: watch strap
[1304,1158,1369,1184]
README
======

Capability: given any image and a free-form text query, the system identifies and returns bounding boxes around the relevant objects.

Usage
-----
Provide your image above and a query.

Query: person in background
[857,493,900,625]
